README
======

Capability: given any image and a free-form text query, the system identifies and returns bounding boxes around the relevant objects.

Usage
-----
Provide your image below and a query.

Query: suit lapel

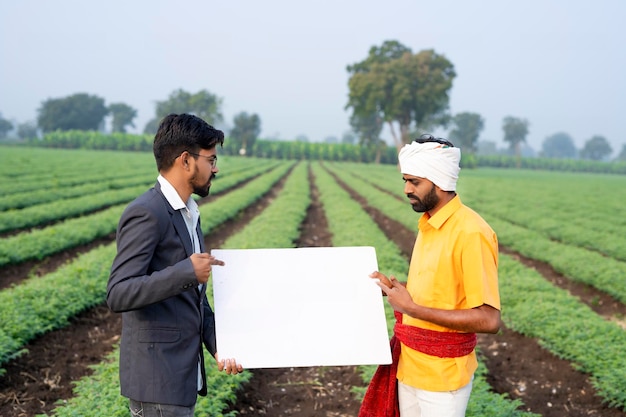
[172,212,194,256]
[196,218,207,299]
[197,218,205,253]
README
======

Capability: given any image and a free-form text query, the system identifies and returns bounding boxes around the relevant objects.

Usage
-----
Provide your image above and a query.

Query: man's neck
[160,172,191,203]
[427,192,456,217]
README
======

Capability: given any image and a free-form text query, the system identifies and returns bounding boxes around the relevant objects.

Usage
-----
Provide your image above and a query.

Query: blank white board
[211,246,392,369]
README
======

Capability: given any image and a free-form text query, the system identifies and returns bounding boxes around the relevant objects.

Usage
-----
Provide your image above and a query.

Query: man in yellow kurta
[362,134,501,417]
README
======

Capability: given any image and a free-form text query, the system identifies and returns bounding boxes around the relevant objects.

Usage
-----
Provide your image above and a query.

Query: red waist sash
[358,311,477,417]
[394,311,477,358]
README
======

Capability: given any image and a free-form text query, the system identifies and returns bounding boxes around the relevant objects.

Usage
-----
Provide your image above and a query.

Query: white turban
[398,141,461,191]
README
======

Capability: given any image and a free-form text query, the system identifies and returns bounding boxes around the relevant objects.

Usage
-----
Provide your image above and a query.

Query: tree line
[1,39,624,161]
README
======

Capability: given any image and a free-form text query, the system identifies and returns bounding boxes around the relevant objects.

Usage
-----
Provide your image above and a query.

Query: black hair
[153,113,224,172]
[414,133,455,148]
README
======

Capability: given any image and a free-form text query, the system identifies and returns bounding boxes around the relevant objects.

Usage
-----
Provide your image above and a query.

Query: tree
[164,88,221,119]
[143,118,159,135]
[16,121,38,140]
[346,40,456,152]
[37,93,108,133]
[341,131,356,145]
[579,135,612,161]
[350,112,384,163]
[616,144,626,162]
[540,132,577,159]
[108,102,137,133]
[324,136,339,144]
[448,112,484,154]
[477,141,499,156]
[0,114,12,139]
[144,89,223,134]
[230,112,261,155]
[502,116,529,165]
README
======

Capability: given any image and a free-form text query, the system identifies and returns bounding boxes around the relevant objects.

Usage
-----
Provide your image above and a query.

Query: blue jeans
[129,399,195,417]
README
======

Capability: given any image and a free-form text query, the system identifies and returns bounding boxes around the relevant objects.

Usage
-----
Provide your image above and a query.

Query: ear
[434,184,451,198]
[179,151,191,170]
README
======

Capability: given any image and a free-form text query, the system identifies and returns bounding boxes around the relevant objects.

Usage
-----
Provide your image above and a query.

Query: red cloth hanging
[358,312,477,417]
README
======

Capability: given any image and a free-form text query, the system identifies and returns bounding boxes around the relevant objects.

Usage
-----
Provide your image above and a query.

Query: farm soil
[2,165,626,417]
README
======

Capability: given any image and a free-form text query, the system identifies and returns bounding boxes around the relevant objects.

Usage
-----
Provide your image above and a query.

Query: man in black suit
[107,113,243,417]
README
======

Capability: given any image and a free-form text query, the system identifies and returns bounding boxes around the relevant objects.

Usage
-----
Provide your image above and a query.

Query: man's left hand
[214,353,244,375]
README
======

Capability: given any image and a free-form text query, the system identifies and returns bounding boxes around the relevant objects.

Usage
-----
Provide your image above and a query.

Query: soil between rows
[1,165,625,416]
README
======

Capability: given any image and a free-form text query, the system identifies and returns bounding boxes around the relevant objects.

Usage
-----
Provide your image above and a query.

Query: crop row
[0,156,278,233]
[0,169,155,211]
[453,172,626,305]
[0,184,151,233]
[326,162,626,410]
[480,217,626,305]
[499,256,626,409]
[336,162,626,236]
[0,147,269,205]
[0,147,155,196]
[0,162,294,372]
[0,160,283,267]
[457,169,626,261]
[332,163,626,304]
[476,154,626,175]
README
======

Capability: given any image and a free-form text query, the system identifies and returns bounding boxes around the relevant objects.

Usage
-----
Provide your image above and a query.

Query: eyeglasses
[188,152,218,168]
[415,134,455,148]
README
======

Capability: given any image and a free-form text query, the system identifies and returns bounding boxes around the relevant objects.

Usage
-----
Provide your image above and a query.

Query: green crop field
[1,145,625,416]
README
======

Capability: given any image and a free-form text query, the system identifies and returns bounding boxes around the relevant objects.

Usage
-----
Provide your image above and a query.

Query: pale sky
[1,0,625,155]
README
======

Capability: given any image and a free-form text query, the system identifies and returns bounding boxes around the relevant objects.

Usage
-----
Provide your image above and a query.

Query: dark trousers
[129,399,195,417]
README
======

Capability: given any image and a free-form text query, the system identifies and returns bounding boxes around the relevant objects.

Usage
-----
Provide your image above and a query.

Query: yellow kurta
[397,196,500,391]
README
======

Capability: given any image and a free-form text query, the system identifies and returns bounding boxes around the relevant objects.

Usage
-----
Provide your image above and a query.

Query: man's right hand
[191,253,225,284]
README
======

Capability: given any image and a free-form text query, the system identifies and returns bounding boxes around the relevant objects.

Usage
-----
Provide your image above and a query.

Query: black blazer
[107,182,217,406]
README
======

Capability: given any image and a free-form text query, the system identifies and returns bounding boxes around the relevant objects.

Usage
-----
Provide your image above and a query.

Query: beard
[193,182,211,198]
[191,166,214,198]
[408,184,439,213]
